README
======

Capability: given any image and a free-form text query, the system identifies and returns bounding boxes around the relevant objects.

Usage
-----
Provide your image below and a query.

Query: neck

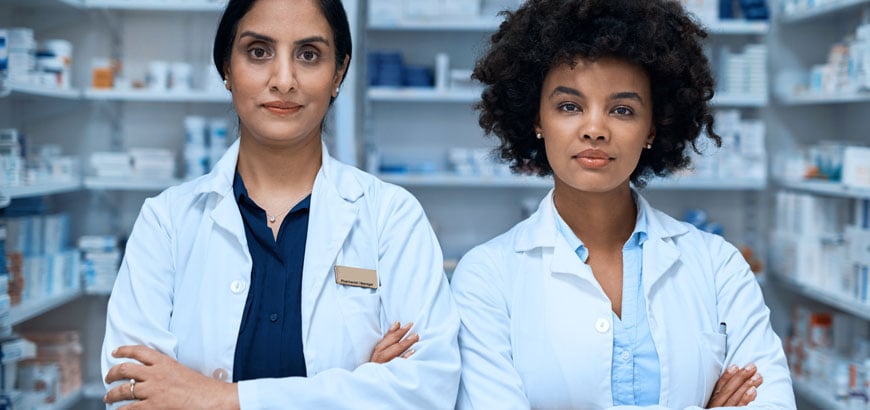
[552,179,637,250]
[236,134,322,202]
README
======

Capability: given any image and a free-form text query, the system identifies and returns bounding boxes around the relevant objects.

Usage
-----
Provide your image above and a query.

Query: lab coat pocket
[336,285,382,365]
[699,331,727,404]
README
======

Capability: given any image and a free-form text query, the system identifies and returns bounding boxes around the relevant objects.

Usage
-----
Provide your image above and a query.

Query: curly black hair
[473,0,721,186]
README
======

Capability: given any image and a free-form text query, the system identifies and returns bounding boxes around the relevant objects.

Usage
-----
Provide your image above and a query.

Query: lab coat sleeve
[711,237,796,409]
[101,195,179,406]
[236,188,461,410]
[451,245,532,410]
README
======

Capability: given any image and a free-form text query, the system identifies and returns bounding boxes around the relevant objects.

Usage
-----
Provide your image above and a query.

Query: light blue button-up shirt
[554,196,661,405]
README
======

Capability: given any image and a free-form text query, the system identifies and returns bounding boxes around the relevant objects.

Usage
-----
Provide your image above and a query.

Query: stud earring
[536,132,543,140]
[645,143,653,149]
[223,79,230,90]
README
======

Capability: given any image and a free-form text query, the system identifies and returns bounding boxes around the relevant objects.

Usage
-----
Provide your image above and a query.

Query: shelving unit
[778,91,870,105]
[83,0,225,11]
[9,288,83,326]
[4,180,82,199]
[84,89,231,103]
[791,378,847,410]
[778,179,870,200]
[7,83,81,100]
[769,271,870,320]
[84,177,182,191]
[780,0,870,24]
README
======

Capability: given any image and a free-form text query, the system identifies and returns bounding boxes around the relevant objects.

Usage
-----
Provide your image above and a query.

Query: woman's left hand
[104,345,239,410]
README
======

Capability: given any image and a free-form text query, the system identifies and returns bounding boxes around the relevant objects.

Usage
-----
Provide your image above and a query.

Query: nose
[581,110,610,142]
[268,55,297,94]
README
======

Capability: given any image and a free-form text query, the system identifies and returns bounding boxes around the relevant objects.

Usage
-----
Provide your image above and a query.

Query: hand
[706,364,763,408]
[104,345,239,410]
[369,321,419,363]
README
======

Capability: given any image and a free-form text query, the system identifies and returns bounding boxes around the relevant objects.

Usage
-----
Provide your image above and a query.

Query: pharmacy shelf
[9,288,83,326]
[367,16,500,31]
[379,173,552,188]
[780,0,870,24]
[367,87,481,103]
[7,83,81,100]
[705,20,769,35]
[792,377,846,410]
[83,0,225,11]
[711,94,768,107]
[4,180,82,199]
[85,89,231,103]
[778,91,870,105]
[778,179,870,200]
[82,381,106,400]
[85,177,181,191]
[645,177,766,190]
[769,272,870,321]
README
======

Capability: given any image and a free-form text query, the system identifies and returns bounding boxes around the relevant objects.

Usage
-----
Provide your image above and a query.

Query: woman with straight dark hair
[100,0,460,408]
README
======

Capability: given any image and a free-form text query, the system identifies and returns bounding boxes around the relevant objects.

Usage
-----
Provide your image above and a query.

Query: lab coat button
[212,368,228,381]
[621,351,631,361]
[230,280,246,294]
[595,318,610,333]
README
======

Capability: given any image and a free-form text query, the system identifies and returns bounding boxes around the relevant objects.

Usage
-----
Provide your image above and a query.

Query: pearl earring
[224,79,230,90]
[536,132,543,140]
[645,143,652,149]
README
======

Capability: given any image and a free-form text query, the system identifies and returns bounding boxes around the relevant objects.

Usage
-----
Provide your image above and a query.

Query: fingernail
[751,373,761,382]
[410,333,419,340]
[406,349,415,356]
[744,364,756,372]
[745,386,756,396]
[112,348,118,356]
[103,394,108,402]
[727,365,738,374]
[392,321,399,330]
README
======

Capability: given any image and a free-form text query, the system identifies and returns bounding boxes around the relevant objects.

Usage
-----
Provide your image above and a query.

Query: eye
[298,48,320,62]
[558,103,580,112]
[612,106,634,116]
[247,46,271,60]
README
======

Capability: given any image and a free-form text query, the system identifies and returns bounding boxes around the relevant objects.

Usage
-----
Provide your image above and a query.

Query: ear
[223,63,232,90]
[647,125,656,144]
[333,55,350,96]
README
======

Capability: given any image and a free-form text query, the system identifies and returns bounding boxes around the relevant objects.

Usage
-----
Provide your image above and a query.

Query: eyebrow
[238,31,330,47]
[549,86,645,105]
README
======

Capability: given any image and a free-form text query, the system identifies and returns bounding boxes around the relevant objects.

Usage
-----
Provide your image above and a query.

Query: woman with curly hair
[450,0,795,408]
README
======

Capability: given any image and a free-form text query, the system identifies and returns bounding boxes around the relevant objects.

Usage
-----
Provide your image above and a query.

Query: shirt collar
[552,192,649,262]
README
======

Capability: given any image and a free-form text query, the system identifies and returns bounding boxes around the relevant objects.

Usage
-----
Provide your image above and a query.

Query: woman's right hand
[706,364,763,408]
[369,321,419,364]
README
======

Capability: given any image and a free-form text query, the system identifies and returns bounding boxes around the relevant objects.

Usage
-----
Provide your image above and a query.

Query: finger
[105,361,147,384]
[376,333,420,362]
[736,385,758,406]
[112,345,163,366]
[722,365,759,406]
[104,380,137,404]
[373,322,411,353]
[707,365,738,407]
[400,348,415,359]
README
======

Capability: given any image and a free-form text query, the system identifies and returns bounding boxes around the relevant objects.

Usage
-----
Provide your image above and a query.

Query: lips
[262,101,302,114]
[574,149,613,169]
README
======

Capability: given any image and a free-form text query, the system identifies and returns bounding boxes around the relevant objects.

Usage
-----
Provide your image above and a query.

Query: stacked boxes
[79,235,120,294]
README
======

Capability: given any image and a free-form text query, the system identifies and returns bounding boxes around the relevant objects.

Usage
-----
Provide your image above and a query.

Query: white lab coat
[451,190,795,410]
[102,139,460,409]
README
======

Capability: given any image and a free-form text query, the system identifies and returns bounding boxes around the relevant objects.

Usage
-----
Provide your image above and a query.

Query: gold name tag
[334,265,378,289]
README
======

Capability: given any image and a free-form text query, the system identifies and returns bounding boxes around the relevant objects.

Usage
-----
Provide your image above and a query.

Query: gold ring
[130,378,137,400]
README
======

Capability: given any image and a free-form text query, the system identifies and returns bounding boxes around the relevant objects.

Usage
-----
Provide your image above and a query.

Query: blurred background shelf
[9,288,83,326]
[4,180,82,199]
[778,179,870,199]
[769,272,870,321]
[84,177,182,191]
[84,89,231,103]
[780,0,870,24]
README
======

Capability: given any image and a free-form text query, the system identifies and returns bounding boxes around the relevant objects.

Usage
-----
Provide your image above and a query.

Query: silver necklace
[266,191,311,224]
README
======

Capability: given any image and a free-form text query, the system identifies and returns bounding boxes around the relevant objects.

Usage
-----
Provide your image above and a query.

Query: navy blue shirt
[232,171,310,381]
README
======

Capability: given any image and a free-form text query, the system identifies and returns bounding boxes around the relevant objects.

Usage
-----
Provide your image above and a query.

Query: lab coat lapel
[199,139,250,256]
[301,148,361,340]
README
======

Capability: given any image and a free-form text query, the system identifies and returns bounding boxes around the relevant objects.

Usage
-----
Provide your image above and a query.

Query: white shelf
[705,20,769,35]
[792,377,847,410]
[770,272,870,321]
[85,177,181,191]
[83,0,225,11]
[367,16,500,31]
[711,94,768,107]
[644,177,766,190]
[3,180,82,199]
[780,0,870,24]
[378,173,552,188]
[7,83,81,100]
[84,88,231,103]
[778,91,870,105]
[9,288,83,326]
[367,87,481,103]
[778,179,870,200]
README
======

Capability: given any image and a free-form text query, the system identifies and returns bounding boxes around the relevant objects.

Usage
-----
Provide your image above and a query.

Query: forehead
[544,57,650,93]
[237,0,333,42]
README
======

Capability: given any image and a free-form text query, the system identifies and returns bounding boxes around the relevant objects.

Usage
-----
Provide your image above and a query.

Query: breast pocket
[698,332,727,404]
[335,279,382,365]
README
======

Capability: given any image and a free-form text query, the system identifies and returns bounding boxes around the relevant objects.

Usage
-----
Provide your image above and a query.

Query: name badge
[335,265,378,289]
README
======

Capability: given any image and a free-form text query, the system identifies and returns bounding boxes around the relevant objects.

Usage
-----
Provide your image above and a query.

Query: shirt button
[270,313,278,322]
[621,351,631,361]
[212,368,228,381]
[230,280,246,294]
[595,318,610,333]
